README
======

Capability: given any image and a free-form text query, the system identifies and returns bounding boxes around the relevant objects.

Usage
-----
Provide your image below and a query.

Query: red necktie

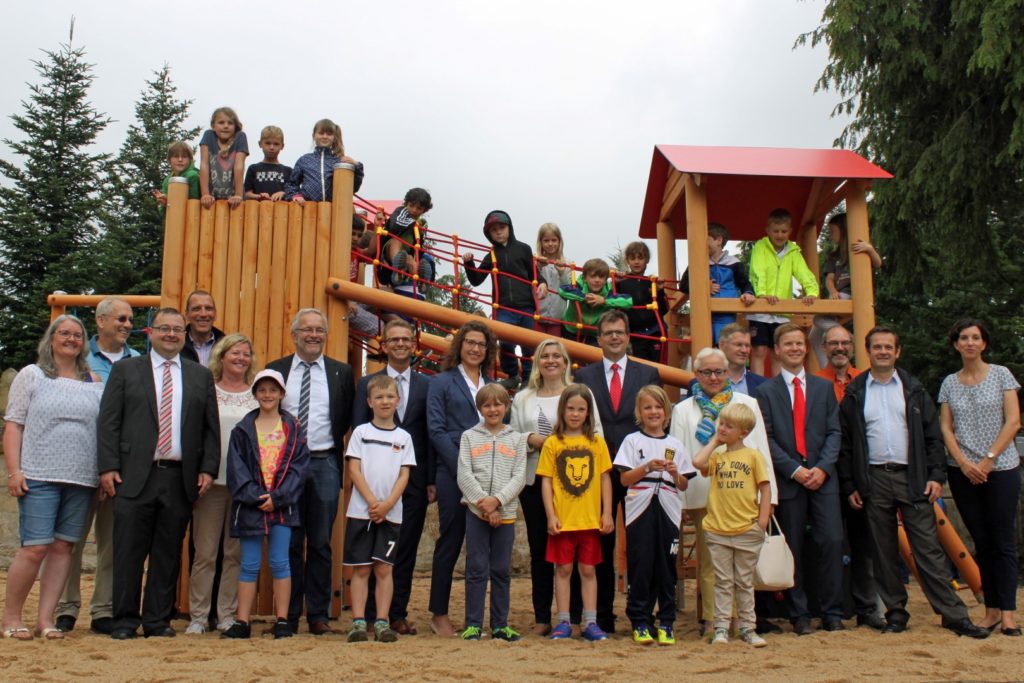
[792,376,806,459]
[610,363,622,413]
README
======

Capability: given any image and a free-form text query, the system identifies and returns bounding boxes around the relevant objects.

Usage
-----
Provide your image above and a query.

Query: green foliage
[801,0,1024,390]
[0,35,111,367]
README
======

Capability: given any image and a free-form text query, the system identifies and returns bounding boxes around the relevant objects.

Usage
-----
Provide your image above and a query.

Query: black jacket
[464,216,535,310]
[181,325,225,365]
[616,275,668,335]
[837,367,946,502]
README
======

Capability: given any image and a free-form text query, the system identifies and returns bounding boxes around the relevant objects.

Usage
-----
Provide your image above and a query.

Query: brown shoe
[390,618,417,635]
[530,623,552,636]
[309,621,338,635]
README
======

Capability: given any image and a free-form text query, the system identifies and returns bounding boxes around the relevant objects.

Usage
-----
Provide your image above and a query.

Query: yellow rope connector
[533,313,540,321]
[372,259,380,266]
[531,280,538,286]
[660,336,667,343]
[491,301,499,310]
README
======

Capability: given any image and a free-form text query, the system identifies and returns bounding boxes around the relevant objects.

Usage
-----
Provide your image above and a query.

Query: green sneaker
[492,626,521,642]
[656,625,675,645]
[347,619,368,643]
[632,624,655,645]
[460,625,482,641]
[374,619,397,643]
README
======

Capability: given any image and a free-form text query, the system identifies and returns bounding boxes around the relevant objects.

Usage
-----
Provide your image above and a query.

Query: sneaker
[656,625,675,646]
[492,626,521,642]
[497,377,520,391]
[739,628,767,648]
[185,621,206,635]
[632,624,655,645]
[581,623,609,642]
[272,619,294,640]
[711,628,729,645]
[417,256,435,282]
[347,619,369,643]
[374,620,398,643]
[460,625,482,641]
[216,618,237,632]
[220,621,251,639]
[550,621,573,640]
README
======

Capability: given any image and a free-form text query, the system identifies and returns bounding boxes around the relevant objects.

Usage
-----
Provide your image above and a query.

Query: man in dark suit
[353,319,433,635]
[719,322,767,397]
[755,322,843,634]
[267,308,353,635]
[98,308,220,639]
[575,309,662,635]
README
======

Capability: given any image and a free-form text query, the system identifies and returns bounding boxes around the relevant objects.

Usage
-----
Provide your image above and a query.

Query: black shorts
[343,518,401,566]
[748,320,781,348]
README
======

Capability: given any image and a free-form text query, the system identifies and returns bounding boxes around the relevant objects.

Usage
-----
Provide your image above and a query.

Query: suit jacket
[574,357,661,458]
[755,372,841,501]
[426,368,493,481]
[744,371,768,396]
[266,354,354,475]
[97,354,220,502]
[353,368,433,487]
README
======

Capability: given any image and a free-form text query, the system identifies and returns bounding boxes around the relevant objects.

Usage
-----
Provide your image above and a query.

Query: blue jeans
[240,525,292,582]
[288,456,340,624]
[18,479,94,546]
[496,306,535,380]
[464,511,515,629]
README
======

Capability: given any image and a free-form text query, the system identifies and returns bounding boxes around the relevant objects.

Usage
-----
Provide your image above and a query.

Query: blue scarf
[692,380,734,445]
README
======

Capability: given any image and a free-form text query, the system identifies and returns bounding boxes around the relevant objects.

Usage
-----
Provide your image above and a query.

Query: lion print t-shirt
[535,434,612,532]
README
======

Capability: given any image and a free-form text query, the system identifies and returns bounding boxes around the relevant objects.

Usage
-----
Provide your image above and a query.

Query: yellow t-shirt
[703,446,769,536]
[535,434,612,532]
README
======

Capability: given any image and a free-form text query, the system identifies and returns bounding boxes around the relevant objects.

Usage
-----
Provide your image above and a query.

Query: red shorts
[545,529,603,566]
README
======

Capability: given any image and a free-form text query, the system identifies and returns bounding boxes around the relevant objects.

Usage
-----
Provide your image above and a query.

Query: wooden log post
[683,174,712,355]
[845,181,877,371]
[161,177,189,309]
[798,215,822,374]
[656,220,680,401]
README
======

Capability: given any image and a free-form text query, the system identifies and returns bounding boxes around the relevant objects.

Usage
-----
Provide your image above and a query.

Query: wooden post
[683,174,712,355]
[656,220,680,401]
[798,217,822,373]
[161,177,189,309]
[845,180,876,370]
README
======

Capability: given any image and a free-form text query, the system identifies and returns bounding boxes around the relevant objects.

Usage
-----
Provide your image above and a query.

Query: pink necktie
[157,361,173,457]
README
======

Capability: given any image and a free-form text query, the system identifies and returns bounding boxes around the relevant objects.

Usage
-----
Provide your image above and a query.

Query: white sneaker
[185,621,206,635]
[711,628,729,645]
[216,618,237,631]
[740,628,767,648]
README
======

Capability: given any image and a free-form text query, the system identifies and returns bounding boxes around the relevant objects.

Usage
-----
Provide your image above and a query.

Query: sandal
[36,627,65,640]
[2,627,34,640]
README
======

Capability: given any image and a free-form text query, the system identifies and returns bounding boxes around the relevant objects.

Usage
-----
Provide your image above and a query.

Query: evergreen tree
[801,0,1024,390]
[94,64,199,295]
[0,32,111,367]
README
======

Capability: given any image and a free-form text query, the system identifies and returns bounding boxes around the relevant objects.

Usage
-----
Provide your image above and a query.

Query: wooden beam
[161,178,188,309]
[660,169,686,222]
[683,174,713,354]
[656,220,679,401]
[845,180,877,370]
[708,298,854,315]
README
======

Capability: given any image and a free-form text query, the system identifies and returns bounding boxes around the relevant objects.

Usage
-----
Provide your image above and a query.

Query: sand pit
[1,572,1022,682]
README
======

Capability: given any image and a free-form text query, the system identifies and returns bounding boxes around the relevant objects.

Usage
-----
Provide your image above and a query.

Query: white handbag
[753,514,795,591]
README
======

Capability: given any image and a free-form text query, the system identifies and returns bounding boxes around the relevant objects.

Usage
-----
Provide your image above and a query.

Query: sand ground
[1,573,1023,682]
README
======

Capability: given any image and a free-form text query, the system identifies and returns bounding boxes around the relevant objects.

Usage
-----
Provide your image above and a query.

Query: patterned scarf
[693,380,734,445]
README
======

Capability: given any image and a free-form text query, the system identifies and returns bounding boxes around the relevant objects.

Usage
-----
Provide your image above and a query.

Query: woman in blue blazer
[425,320,497,636]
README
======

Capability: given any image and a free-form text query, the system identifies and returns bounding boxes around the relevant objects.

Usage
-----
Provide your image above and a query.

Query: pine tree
[0,30,111,367]
[93,64,199,295]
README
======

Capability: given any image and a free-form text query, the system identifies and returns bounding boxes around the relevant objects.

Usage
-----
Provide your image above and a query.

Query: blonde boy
[244,126,291,201]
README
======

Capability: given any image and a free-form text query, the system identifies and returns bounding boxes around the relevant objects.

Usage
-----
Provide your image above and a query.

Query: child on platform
[678,223,755,344]
[615,241,669,362]
[536,384,614,641]
[344,375,416,643]
[381,187,435,288]
[456,384,528,641]
[692,402,771,648]
[614,386,695,646]
[199,106,248,208]
[223,369,309,640]
[285,118,364,205]
[534,222,570,337]
[243,126,291,201]
[152,141,200,207]
[558,258,633,346]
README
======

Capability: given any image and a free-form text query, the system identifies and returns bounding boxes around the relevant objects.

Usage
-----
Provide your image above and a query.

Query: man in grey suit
[755,322,842,634]
[98,308,220,639]
[575,309,662,634]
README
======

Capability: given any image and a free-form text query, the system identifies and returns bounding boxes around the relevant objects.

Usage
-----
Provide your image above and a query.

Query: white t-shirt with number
[345,422,416,524]
[613,431,694,526]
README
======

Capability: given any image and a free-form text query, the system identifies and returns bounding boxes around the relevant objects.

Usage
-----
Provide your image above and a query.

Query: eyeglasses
[600,330,628,338]
[101,314,133,324]
[152,325,185,335]
[463,339,488,349]
[385,337,413,345]
[55,330,84,340]
[696,369,727,378]
[296,327,327,336]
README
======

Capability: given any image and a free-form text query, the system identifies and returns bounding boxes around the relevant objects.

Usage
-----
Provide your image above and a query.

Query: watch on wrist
[985,451,996,460]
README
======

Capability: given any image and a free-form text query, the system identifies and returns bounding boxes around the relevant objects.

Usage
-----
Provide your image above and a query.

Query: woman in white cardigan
[670,347,777,633]
[510,338,603,635]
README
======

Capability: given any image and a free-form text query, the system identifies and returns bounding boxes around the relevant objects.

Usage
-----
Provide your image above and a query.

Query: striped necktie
[157,360,173,457]
[298,362,312,430]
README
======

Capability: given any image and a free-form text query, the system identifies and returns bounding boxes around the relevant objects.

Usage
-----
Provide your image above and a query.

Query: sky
[2,0,847,280]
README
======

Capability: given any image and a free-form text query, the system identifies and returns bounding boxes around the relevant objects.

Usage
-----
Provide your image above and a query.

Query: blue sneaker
[582,622,609,641]
[550,621,573,640]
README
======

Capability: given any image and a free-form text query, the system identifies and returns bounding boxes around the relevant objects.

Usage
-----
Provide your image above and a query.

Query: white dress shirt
[779,366,808,408]
[151,352,183,461]
[283,355,333,452]
[603,355,629,391]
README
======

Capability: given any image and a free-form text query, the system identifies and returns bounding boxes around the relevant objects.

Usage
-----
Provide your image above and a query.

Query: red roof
[638,145,892,241]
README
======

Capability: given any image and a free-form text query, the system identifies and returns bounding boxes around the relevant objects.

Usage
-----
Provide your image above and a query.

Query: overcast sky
[3,0,846,280]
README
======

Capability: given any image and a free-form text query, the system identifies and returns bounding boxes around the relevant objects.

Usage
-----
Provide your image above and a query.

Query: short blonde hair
[719,402,756,432]
[475,383,511,410]
[633,385,671,427]
[260,125,284,143]
[367,374,397,396]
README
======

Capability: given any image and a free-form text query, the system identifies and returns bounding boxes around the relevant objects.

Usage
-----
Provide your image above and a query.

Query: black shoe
[110,628,136,640]
[89,617,115,635]
[856,614,885,631]
[881,621,907,634]
[221,621,251,639]
[821,618,846,632]
[755,618,782,634]
[1001,627,1022,636]
[55,615,76,633]
[144,626,176,638]
[792,618,813,636]
[597,620,616,635]
[271,619,293,640]
[944,618,990,639]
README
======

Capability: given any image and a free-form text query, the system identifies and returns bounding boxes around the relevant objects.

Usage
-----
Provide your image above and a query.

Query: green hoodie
[748,236,819,302]
[558,279,633,337]
[161,163,201,199]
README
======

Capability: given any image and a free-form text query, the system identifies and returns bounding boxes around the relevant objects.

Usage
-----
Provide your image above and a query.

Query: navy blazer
[574,358,662,458]
[745,371,768,396]
[755,372,841,501]
[353,368,433,487]
[426,367,493,480]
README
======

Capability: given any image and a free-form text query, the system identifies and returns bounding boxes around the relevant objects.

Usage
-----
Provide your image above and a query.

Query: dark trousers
[288,456,340,625]
[625,503,678,628]
[776,486,844,621]
[428,467,467,616]
[596,476,626,630]
[495,307,534,380]
[947,466,1020,611]
[365,479,428,622]
[865,467,967,625]
[112,466,191,634]
[843,494,880,617]
[519,479,582,624]
[464,512,514,629]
